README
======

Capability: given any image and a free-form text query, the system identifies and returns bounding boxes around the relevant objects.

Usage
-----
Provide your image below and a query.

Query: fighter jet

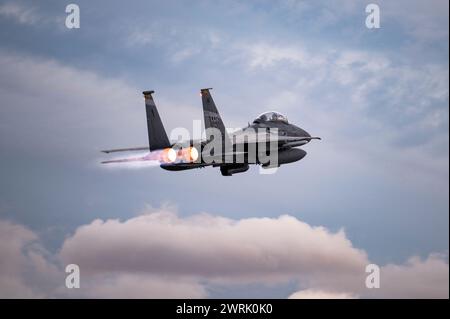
[102,89,320,176]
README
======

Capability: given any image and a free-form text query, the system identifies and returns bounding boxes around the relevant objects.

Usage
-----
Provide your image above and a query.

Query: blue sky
[0,0,448,298]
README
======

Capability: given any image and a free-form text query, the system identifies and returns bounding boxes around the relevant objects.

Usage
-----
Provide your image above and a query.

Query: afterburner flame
[190,146,199,162]
[178,146,199,162]
[160,148,177,163]
[102,146,200,168]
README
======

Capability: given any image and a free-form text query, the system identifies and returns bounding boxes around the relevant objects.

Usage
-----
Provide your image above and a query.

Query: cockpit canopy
[253,111,288,124]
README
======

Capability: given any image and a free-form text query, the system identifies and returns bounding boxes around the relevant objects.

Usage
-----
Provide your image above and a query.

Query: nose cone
[293,126,315,145]
[288,125,320,144]
[296,127,311,138]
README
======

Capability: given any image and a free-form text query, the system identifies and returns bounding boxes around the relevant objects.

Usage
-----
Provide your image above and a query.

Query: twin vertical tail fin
[201,88,230,147]
[143,91,171,151]
[143,89,229,152]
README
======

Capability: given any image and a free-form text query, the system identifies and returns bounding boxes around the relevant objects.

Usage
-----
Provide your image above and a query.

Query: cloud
[0,51,138,155]
[243,43,314,69]
[288,289,357,299]
[0,218,206,299]
[382,0,449,42]
[275,0,362,33]
[0,2,40,25]
[59,210,368,284]
[0,208,448,298]
[376,253,450,299]
[0,2,62,27]
[234,40,448,191]
[171,47,201,64]
[280,0,449,42]
[0,51,202,159]
[0,220,58,298]
[126,28,154,47]
[58,208,448,298]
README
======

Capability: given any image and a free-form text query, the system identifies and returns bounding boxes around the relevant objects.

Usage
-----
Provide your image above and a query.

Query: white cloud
[59,210,368,285]
[242,42,326,70]
[171,47,200,64]
[126,29,154,47]
[0,2,40,25]
[58,208,448,298]
[280,0,360,30]
[376,254,450,299]
[0,51,201,158]
[0,2,63,28]
[289,289,357,299]
[0,52,139,154]
[234,40,448,193]
[0,220,58,298]
[0,209,448,298]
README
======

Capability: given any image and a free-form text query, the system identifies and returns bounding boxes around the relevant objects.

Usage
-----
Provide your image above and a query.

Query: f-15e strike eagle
[102,89,320,176]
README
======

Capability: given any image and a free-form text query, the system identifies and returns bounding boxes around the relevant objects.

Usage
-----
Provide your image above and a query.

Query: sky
[0,0,448,298]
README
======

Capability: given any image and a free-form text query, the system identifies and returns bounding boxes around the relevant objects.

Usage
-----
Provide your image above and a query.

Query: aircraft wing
[101,146,149,154]
[101,154,152,164]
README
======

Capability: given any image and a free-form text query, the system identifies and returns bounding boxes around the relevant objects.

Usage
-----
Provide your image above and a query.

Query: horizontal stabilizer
[101,155,149,164]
